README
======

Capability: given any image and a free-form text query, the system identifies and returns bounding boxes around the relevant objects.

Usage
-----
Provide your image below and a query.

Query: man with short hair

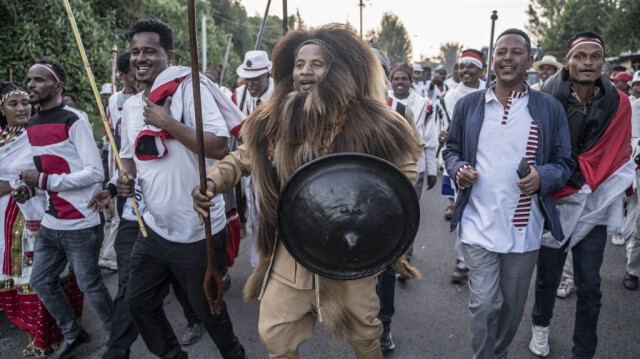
[89,51,145,359]
[388,62,437,264]
[116,18,246,359]
[62,92,90,122]
[433,49,486,284]
[531,55,562,90]
[428,65,449,101]
[529,31,634,359]
[230,51,274,269]
[443,29,573,358]
[412,63,426,97]
[16,58,113,358]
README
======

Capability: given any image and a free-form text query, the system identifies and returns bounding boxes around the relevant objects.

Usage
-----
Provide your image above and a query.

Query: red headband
[565,39,604,59]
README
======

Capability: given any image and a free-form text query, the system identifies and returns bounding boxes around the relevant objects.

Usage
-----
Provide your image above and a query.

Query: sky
[238,0,532,62]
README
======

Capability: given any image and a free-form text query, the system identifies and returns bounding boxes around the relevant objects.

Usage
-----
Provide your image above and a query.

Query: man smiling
[388,63,437,264]
[433,49,486,284]
[443,29,573,358]
[116,18,246,359]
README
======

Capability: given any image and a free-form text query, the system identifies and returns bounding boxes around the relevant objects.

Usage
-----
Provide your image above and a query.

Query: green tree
[603,0,640,55]
[1,0,117,138]
[0,0,299,138]
[436,42,463,73]
[366,12,412,64]
[526,0,615,57]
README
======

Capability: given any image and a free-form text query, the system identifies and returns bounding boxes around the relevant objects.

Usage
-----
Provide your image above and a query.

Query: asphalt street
[1,176,639,358]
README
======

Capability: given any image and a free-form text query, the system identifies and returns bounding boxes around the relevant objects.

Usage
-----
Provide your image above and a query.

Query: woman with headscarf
[0,82,83,358]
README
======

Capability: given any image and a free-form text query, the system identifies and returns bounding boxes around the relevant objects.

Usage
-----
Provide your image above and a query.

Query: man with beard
[529,31,634,359]
[432,49,486,284]
[116,18,246,359]
[193,24,422,358]
[388,62,437,265]
[231,50,275,270]
[14,59,113,358]
[443,29,573,358]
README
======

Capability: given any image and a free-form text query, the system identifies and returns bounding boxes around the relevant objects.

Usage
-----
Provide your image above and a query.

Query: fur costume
[236,24,422,340]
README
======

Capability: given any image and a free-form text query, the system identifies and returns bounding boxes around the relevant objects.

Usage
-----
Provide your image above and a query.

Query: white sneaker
[611,234,626,246]
[529,325,550,357]
[98,258,117,271]
[556,278,576,298]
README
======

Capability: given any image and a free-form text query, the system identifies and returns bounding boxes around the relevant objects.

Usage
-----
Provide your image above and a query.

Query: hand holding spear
[187,0,224,315]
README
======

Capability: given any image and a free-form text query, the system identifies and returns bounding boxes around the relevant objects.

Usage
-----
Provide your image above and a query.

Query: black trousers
[125,224,245,359]
[104,220,140,359]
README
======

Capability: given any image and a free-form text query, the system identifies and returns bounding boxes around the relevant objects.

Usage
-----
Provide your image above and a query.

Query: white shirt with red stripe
[459,88,544,253]
[26,104,103,230]
[120,90,227,243]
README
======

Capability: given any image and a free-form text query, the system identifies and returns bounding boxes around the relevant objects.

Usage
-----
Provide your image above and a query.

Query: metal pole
[239,0,272,111]
[62,0,147,237]
[220,34,233,84]
[359,0,364,38]
[486,10,498,88]
[282,0,289,35]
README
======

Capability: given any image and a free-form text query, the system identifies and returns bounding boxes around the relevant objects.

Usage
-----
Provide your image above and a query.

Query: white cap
[412,64,422,72]
[632,70,640,85]
[236,50,272,79]
[100,83,113,95]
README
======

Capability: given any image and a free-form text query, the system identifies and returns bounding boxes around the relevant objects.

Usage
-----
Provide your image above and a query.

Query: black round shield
[276,153,420,280]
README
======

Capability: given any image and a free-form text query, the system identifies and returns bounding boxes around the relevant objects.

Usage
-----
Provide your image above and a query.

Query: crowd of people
[0,15,639,359]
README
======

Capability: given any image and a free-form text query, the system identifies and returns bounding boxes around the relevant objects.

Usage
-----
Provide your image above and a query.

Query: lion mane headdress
[241,24,422,325]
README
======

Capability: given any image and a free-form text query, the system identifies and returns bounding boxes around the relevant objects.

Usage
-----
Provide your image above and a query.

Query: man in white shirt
[432,49,486,284]
[443,29,573,358]
[116,18,246,359]
[388,62,437,263]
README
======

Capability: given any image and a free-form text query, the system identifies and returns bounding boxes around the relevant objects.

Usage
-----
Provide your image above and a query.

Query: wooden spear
[61,0,147,237]
[187,0,224,315]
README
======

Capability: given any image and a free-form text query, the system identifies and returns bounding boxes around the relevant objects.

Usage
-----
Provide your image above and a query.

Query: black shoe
[623,272,638,290]
[380,325,395,351]
[52,329,91,359]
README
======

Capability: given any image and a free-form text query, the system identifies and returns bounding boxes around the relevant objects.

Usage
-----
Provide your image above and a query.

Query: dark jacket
[442,88,575,241]
[541,69,620,189]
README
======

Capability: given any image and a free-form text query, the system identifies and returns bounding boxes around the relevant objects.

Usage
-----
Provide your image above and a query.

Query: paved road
[2,177,640,358]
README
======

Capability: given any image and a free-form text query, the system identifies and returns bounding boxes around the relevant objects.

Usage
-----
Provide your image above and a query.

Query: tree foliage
[0,0,293,139]
[527,0,638,58]
[366,12,412,64]
[436,42,463,73]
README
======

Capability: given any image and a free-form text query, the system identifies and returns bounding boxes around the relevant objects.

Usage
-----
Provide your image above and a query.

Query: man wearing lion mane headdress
[193,24,422,358]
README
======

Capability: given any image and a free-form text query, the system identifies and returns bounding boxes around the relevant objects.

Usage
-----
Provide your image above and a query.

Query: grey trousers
[461,243,538,359]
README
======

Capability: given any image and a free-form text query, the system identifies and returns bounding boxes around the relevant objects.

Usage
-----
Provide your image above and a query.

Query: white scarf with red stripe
[135,67,246,160]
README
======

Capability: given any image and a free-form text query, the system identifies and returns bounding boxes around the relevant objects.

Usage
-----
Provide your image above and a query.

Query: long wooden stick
[187,0,224,315]
[62,0,147,238]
